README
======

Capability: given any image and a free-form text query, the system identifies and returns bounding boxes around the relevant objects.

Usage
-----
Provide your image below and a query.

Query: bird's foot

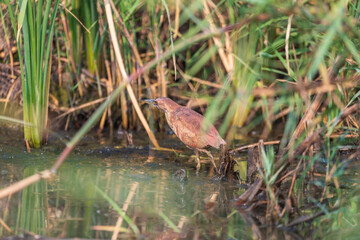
[209,159,220,174]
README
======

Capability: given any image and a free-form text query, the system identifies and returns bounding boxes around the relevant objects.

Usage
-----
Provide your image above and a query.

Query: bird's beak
[141,99,160,109]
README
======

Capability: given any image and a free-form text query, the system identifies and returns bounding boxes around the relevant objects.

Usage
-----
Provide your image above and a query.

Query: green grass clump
[12,0,59,147]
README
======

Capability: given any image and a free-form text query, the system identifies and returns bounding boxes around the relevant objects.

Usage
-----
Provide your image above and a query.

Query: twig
[230,140,280,153]
[178,69,223,89]
[60,3,90,34]
[252,76,360,97]
[0,216,13,234]
[234,178,263,205]
[54,98,106,120]
[286,209,336,227]
[0,170,52,199]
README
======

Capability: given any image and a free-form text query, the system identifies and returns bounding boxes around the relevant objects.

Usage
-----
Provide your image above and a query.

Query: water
[0,128,250,239]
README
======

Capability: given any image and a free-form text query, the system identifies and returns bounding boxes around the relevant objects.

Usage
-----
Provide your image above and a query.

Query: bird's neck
[164,110,172,122]
[164,110,180,138]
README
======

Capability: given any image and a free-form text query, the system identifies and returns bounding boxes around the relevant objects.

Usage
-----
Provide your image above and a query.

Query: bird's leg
[195,149,201,173]
[197,149,219,174]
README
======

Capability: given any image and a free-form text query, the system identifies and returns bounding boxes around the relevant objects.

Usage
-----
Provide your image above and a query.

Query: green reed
[8,0,60,148]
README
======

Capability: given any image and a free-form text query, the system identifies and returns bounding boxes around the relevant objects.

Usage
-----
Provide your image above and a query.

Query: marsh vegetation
[0,0,360,238]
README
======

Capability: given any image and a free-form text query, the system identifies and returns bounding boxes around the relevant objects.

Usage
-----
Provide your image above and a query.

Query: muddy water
[0,128,250,239]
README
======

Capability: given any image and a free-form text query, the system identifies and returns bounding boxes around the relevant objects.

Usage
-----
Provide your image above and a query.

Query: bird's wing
[171,107,222,149]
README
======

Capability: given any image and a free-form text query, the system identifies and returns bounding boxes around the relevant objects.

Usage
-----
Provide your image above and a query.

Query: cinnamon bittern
[143,97,225,173]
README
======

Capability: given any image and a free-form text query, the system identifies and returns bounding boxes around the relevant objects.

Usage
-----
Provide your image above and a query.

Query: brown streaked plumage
[143,97,225,173]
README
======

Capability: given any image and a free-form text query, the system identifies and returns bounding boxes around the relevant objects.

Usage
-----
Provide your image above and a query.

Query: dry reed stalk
[135,57,142,102]
[156,38,167,98]
[274,108,291,121]
[156,146,184,153]
[234,179,263,205]
[326,103,360,135]
[99,104,107,132]
[329,134,359,138]
[185,98,209,109]
[55,98,106,120]
[173,0,180,39]
[130,103,137,129]
[2,80,18,113]
[60,3,90,34]
[107,87,114,133]
[275,161,299,184]
[60,5,84,97]
[116,67,128,129]
[64,114,71,131]
[280,130,321,171]
[112,182,139,240]
[287,158,302,197]
[0,217,13,234]
[0,170,52,199]
[1,194,11,233]
[177,216,187,230]
[289,93,324,147]
[178,68,223,88]
[203,0,233,73]
[252,76,360,97]
[92,226,128,232]
[152,11,167,99]
[207,0,233,67]
[110,1,156,98]
[230,140,280,153]
[205,192,218,208]
[105,0,160,148]
[99,88,110,132]
[130,70,138,129]
[98,61,115,132]
[286,210,329,228]
[56,49,62,88]
[320,163,337,203]
[285,14,293,75]
[24,139,31,153]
